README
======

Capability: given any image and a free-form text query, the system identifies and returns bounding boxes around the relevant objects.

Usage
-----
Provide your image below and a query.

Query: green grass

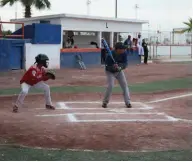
[0,77,191,96]
[0,145,191,161]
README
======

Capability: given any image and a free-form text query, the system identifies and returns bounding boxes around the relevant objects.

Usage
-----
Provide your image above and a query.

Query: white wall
[25,43,61,70]
[61,18,142,33]
[74,35,98,48]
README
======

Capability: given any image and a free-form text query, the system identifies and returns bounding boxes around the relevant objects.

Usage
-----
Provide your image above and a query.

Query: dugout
[0,13,149,70]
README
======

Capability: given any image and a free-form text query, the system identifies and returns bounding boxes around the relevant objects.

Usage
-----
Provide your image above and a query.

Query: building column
[97,31,102,48]
[61,27,64,49]
[116,32,119,42]
[110,32,114,48]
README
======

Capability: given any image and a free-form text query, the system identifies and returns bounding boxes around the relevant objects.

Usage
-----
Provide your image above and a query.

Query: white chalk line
[35,101,152,110]
[57,102,69,109]
[67,114,77,122]
[35,107,153,110]
[60,101,145,104]
[72,119,177,123]
[36,112,164,117]
[146,93,192,104]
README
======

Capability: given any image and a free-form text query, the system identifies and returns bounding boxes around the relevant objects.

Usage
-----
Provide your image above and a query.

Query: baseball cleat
[126,103,132,108]
[46,105,55,110]
[102,103,107,108]
[13,105,19,113]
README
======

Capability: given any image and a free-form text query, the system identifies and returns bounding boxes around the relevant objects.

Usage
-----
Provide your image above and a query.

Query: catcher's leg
[14,83,31,112]
[102,71,115,107]
[34,81,55,109]
[116,71,131,108]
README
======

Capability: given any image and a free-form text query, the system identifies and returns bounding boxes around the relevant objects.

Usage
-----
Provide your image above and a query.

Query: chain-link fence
[119,30,192,60]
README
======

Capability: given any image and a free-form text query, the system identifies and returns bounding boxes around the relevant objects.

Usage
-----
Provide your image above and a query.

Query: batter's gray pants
[103,71,131,105]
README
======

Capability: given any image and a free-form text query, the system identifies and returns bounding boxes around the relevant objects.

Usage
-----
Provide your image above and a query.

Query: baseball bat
[101,38,116,63]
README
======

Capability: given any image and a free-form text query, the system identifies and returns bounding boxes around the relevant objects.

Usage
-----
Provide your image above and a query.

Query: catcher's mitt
[45,70,56,80]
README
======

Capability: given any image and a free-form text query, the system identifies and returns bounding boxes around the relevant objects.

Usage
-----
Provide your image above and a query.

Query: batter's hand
[113,64,122,72]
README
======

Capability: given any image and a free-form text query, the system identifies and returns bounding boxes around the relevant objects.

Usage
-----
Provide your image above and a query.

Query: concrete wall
[61,18,142,32]
[25,43,61,70]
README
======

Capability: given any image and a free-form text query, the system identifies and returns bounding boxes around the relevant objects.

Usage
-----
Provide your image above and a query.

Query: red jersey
[20,65,49,86]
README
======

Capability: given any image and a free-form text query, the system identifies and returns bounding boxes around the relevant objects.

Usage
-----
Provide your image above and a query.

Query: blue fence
[12,23,61,44]
[60,49,140,68]
[0,39,31,71]
[61,51,101,68]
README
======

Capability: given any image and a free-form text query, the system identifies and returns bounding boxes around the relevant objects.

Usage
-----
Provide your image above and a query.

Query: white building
[11,13,148,48]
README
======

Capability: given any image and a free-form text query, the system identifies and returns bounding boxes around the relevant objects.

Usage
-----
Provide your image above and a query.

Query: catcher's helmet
[35,54,49,68]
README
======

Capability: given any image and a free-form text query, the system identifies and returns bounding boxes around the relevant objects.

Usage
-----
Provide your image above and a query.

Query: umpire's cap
[115,42,127,50]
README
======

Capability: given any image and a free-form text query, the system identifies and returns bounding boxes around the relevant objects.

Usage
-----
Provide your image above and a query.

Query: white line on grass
[146,93,192,104]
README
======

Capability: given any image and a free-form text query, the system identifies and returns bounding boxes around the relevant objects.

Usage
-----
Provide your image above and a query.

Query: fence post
[153,44,154,59]
[170,32,172,59]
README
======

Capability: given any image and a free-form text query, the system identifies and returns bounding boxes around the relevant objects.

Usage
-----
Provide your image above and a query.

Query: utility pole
[15,1,18,19]
[86,0,91,15]
[135,4,139,19]
[115,0,117,18]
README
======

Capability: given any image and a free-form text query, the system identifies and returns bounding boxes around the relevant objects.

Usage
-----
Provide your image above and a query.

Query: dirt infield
[0,90,191,151]
[0,62,192,152]
[0,62,191,89]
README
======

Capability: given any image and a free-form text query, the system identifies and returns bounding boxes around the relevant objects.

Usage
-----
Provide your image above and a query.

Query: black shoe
[126,103,132,108]
[102,103,107,108]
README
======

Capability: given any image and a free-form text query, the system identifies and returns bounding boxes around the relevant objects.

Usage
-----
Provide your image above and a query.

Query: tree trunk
[24,5,31,18]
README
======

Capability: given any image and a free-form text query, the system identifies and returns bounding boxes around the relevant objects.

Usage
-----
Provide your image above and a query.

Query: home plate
[108,108,127,113]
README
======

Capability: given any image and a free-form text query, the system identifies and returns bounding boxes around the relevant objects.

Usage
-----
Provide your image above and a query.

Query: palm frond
[34,0,51,10]
[0,0,17,6]
[182,18,192,33]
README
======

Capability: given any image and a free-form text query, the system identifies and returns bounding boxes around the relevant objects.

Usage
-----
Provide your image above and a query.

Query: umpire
[102,42,132,108]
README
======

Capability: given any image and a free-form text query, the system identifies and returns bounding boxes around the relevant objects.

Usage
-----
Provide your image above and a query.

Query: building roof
[11,13,148,24]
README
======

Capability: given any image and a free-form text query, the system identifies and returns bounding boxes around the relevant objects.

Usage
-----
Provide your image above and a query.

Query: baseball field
[0,61,192,161]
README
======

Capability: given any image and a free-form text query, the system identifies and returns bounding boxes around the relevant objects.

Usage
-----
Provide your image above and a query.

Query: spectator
[66,36,74,48]
[136,33,144,65]
[90,41,99,48]
[124,35,133,53]
[137,33,142,46]
[142,39,149,64]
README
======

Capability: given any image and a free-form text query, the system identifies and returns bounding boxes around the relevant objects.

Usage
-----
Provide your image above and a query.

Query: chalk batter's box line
[36,112,164,117]
[55,101,153,110]
[70,119,179,123]
[36,112,191,123]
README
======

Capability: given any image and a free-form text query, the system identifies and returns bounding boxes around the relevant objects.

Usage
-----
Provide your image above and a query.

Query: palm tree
[182,18,192,33]
[0,0,51,18]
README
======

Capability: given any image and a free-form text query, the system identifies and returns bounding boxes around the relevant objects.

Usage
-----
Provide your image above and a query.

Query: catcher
[13,54,56,113]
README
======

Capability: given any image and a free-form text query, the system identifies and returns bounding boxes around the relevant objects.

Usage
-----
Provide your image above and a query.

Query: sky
[0,0,192,31]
